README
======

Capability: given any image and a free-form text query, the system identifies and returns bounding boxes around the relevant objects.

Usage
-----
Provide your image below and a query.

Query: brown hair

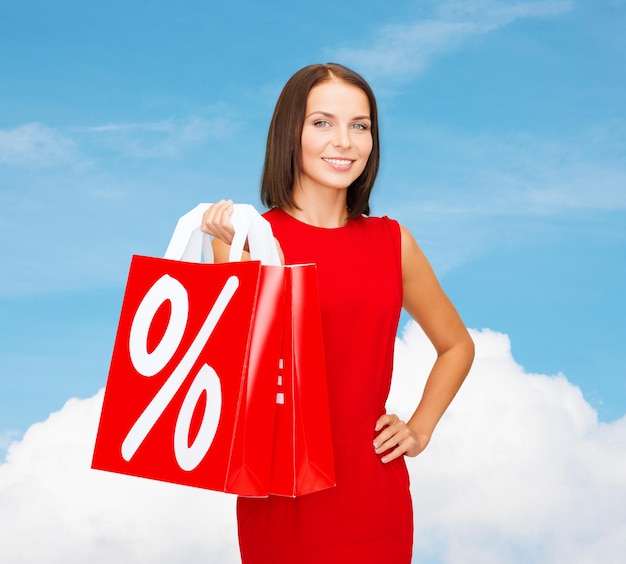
[260,63,380,218]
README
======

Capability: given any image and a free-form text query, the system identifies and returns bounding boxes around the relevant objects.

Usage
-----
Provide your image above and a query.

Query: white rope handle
[163,203,281,266]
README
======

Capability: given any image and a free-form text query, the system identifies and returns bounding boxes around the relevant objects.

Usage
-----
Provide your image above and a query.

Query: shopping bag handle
[163,203,281,266]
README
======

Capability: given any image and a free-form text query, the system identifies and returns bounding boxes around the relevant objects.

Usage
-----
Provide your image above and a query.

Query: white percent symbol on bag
[121,273,239,471]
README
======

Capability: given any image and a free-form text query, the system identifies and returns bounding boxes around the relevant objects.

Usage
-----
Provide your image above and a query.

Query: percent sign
[121,273,239,471]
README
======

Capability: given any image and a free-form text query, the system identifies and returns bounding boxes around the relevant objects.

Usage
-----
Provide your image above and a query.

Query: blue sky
[1,0,625,449]
[1,2,626,562]
[0,1,626,448]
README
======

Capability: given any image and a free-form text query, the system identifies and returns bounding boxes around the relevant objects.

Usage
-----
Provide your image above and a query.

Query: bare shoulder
[399,224,434,280]
[398,224,444,312]
[399,223,471,354]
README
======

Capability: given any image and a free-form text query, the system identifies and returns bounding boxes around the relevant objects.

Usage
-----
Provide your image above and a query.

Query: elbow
[441,329,475,373]
[435,328,475,370]
[462,329,475,373]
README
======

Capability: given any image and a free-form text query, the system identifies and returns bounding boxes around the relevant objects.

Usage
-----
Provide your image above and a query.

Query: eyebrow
[305,110,371,121]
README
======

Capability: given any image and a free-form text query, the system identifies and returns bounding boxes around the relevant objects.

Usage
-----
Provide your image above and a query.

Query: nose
[332,125,351,149]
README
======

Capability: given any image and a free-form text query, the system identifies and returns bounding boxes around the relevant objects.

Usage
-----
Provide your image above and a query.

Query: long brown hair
[260,63,380,218]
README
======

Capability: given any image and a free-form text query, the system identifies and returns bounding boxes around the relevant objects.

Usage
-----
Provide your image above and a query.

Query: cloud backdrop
[1,324,624,563]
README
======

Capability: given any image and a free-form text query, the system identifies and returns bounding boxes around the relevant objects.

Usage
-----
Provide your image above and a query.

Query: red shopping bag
[92,204,335,497]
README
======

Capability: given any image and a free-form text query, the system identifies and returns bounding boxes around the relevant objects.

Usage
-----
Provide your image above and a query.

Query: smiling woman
[201,63,475,564]
[298,81,374,208]
[258,63,381,226]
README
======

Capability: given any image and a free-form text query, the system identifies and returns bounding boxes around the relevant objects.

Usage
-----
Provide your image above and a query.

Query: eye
[313,120,331,128]
[352,123,370,131]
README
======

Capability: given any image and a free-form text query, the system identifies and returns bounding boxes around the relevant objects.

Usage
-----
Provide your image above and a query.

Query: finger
[381,443,406,464]
[201,200,235,241]
[205,200,233,227]
[374,435,399,456]
[374,413,397,432]
[373,427,393,450]
[374,426,409,454]
[373,414,402,445]
[376,425,411,454]
[382,431,425,462]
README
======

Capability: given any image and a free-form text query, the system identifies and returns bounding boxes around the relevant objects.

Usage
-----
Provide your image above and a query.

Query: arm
[373,225,474,463]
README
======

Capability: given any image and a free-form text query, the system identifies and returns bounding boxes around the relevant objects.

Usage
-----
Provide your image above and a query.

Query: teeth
[324,158,352,166]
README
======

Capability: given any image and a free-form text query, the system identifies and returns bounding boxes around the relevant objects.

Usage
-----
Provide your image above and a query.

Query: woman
[202,63,474,563]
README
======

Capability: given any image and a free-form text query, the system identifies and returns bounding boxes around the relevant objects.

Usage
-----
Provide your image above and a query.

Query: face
[298,79,373,196]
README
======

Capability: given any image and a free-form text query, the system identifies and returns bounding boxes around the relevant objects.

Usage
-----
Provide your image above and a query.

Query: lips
[323,157,355,170]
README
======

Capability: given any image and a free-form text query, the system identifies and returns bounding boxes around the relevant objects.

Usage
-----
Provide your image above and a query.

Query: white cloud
[333,0,572,80]
[76,113,237,159]
[394,123,626,217]
[437,0,573,23]
[1,322,625,563]
[0,112,237,173]
[390,322,626,563]
[378,121,626,274]
[0,109,248,298]
[0,393,239,564]
[0,123,80,167]
[0,430,20,457]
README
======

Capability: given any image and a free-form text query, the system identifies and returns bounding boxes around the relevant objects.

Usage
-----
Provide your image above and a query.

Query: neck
[287,187,349,228]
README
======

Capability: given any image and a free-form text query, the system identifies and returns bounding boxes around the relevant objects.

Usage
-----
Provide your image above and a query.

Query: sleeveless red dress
[237,208,413,563]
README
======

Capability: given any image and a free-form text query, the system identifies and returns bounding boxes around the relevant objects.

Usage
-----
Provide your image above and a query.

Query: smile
[323,158,354,166]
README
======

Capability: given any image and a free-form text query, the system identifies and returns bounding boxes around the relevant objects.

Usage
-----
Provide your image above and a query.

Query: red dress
[237,208,413,563]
